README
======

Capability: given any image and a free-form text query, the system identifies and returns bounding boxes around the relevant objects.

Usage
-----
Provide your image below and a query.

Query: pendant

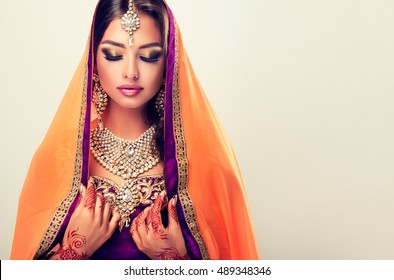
[115,179,141,231]
[92,174,165,232]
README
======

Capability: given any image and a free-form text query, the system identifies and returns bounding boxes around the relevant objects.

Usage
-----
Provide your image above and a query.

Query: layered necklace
[90,125,161,229]
[90,125,160,179]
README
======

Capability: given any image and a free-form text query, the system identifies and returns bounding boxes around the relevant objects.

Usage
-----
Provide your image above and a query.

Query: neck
[102,102,150,140]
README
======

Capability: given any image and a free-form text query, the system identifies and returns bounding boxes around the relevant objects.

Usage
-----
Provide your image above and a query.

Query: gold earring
[155,81,165,120]
[93,74,108,130]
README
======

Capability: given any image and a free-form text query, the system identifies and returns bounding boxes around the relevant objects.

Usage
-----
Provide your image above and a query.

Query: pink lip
[117,84,144,96]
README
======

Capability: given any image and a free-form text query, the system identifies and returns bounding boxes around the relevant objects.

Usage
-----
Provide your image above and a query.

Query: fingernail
[79,184,84,194]
[172,195,178,206]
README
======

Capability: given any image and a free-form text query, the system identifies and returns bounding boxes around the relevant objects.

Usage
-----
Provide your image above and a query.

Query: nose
[123,57,139,80]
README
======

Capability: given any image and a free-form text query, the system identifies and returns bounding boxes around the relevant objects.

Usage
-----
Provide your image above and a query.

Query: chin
[110,97,146,108]
[121,100,152,111]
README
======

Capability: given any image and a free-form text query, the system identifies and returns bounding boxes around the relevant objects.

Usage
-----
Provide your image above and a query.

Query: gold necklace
[90,125,161,230]
[90,125,160,179]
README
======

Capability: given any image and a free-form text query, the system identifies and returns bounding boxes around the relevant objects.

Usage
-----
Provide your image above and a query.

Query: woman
[11,0,258,260]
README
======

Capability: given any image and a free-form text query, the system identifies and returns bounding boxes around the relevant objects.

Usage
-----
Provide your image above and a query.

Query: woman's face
[96,13,165,111]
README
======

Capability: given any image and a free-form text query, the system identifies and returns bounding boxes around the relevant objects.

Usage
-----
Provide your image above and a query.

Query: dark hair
[93,0,168,159]
[94,0,168,57]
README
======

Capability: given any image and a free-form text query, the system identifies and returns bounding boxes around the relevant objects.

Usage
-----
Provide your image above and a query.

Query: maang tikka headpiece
[121,0,140,46]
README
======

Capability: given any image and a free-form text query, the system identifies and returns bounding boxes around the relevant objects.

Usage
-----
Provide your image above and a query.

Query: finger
[147,191,166,227]
[130,207,150,241]
[130,208,150,250]
[146,216,167,241]
[107,209,121,235]
[75,185,85,209]
[84,179,97,212]
[168,195,180,228]
[73,185,87,217]
[146,196,168,240]
[102,201,111,225]
[95,193,104,211]
[94,193,104,224]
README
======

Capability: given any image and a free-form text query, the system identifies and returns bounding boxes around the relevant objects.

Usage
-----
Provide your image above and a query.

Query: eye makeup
[100,46,163,63]
[139,51,163,63]
[102,48,124,61]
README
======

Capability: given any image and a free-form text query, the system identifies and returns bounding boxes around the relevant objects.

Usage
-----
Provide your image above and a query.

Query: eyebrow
[101,40,162,49]
[139,42,162,49]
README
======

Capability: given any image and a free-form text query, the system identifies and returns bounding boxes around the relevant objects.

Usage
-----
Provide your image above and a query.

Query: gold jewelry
[92,74,108,130]
[90,124,161,231]
[121,0,140,46]
[155,82,165,120]
[92,174,165,231]
[90,125,160,179]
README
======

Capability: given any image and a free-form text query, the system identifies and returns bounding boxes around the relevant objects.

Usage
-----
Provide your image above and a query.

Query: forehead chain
[120,0,141,46]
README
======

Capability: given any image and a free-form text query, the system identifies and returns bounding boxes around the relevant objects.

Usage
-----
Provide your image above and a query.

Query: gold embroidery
[172,23,210,260]
[90,174,165,231]
[34,42,90,259]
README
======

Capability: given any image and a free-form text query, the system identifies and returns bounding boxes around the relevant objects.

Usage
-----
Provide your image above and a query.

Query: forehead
[101,13,162,47]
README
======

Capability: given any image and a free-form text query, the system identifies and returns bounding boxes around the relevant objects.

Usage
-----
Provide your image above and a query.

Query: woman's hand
[50,179,120,259]
[130,191,190,260]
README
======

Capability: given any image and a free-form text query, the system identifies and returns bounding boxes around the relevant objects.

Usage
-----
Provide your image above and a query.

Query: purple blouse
[90,174,165,260]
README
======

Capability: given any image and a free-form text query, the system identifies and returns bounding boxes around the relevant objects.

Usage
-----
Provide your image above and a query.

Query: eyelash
[105,55,123,61]
[140,54,161,63]
[102,50,161,63]
[103,50,123,61]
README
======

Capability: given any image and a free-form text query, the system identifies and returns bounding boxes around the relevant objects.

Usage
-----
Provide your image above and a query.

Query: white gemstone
[122,189,132,202]
[128,146,135,156]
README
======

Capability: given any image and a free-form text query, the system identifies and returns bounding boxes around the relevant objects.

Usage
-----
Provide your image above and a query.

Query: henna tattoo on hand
[68,229,87,249]
[97,194,104,210]
[156,247,190,260]
[54,229,89,260]
[57,246,89,260]
[84,183,96,211]
[130,212,145,241]
[170,198,179,225]
[147,197,167,240]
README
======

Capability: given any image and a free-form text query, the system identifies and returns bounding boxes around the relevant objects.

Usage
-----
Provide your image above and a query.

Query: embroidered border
[172,24,209,260]
[33,48,89,259]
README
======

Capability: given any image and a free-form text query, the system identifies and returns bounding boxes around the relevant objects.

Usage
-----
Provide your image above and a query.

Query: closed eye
[140,52,162,63]
[102,49,123,61]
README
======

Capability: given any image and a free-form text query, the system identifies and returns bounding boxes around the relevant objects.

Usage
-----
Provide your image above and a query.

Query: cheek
[96,59,121,86]
[147,62,165,88]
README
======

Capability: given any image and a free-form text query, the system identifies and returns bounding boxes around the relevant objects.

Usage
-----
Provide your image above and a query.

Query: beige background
[1,0,394,259]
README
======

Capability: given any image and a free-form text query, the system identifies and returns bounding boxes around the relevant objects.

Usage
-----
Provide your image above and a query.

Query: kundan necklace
[90,124,161,229]
[90,125,160,178]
